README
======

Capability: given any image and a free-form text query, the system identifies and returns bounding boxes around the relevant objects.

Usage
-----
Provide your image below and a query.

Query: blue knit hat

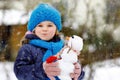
[27,3,62,32]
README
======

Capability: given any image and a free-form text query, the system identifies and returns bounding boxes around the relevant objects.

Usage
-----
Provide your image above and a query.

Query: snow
[0,10,28,25]
[0,58,120,80]
[112,26,120,42]
[0,62,17,80]
[88,44,96,53]
[93,66,120,80]
[83,58,120,80]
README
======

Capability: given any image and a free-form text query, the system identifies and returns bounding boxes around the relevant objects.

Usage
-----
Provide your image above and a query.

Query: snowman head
[67,35,83,53]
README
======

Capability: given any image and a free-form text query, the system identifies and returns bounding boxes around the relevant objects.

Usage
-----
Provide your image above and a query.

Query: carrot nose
[65,36,70,41]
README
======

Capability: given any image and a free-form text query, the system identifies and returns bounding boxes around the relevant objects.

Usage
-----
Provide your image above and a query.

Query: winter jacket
[14,34,85,80]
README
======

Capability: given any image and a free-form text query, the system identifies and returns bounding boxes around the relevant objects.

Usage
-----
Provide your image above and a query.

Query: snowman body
[58,47,78,80]
[58,35,83,80]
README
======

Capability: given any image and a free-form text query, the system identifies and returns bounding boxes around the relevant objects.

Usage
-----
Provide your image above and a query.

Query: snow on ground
[93,66,120,80]
[0,62,17,80]
[0,58,120,80]
[83,57,120,80]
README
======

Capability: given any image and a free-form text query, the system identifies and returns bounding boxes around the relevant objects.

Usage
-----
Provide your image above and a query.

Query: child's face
[34,21,57,41]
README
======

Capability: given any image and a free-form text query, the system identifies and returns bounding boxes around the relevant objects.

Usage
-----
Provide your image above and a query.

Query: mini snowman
[57,35,83,80]
[46,35,83,80]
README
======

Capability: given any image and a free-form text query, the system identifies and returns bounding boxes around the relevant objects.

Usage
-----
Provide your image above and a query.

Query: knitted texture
[29,39,64,62]
[27,3,62,31]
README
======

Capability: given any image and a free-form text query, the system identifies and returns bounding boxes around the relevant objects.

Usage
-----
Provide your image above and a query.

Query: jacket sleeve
[14,44,47,80]
[78,70,85,80]
[77,61,85,80]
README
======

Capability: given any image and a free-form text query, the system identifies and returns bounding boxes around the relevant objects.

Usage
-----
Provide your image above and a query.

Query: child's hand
[43,61,61,80]
[70,62,81,80]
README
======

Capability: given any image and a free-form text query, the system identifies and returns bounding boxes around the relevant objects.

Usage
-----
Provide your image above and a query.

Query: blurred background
[0,0,120,80]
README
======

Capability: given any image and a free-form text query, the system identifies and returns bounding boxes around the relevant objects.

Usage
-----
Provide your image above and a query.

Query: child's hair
[20,30,60,45]
[20,36,29,45]
[20,3,62,46]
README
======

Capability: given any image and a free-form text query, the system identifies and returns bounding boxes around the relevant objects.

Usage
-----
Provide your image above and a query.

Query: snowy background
[0,0,120,80]
[0,62,17,80]
[0,57,120,80]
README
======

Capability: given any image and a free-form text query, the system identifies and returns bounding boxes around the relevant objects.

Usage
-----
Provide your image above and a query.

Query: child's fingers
[74,74,79,80]
[43,61,58,70]
[74,62,81,69]
[70,73,79,80]
[47,71,60,76]
[47,76,55,80]
[70,62,81,80]
[46,61,59,67]
[74,62,81,75]
[43,61,61,77]
[45,66,61,72]
[70,73,74,78]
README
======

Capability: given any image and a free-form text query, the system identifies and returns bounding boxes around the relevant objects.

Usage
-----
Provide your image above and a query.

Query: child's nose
[42,26,48,30]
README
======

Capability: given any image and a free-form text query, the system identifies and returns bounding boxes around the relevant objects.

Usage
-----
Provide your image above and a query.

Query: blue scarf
[29,39,64,62]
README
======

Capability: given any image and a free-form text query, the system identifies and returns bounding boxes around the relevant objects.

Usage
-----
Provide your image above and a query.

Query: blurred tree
[106,0,120,25]
[0,0,120,66]
[0,25,11,61]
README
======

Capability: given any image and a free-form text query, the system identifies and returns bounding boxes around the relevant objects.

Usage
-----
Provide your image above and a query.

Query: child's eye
[48,25,53,27]
[38,25,43,27]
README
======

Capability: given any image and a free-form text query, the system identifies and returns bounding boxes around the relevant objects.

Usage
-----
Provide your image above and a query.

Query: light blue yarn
[29,39,64,62]
[27,3,62,31]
